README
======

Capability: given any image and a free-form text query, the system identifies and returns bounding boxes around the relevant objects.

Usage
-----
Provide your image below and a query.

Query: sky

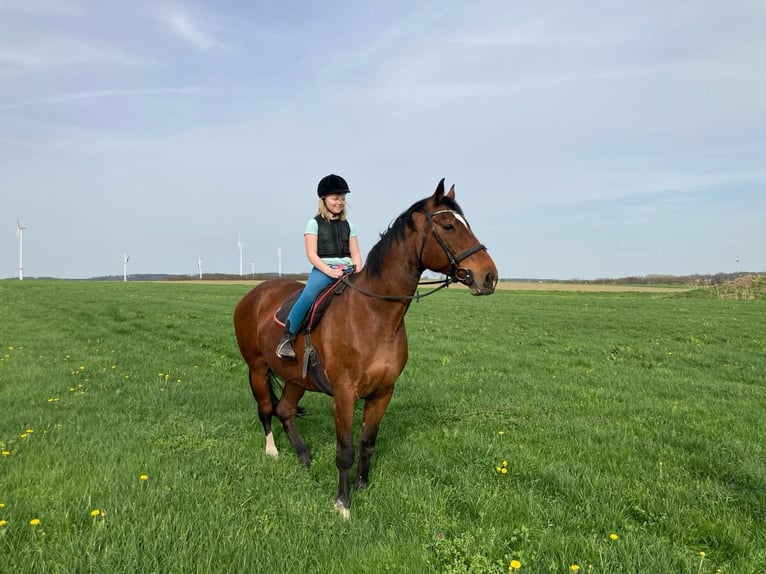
[1,0,765,280]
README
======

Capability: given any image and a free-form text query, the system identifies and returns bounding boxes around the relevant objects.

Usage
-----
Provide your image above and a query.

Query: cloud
[166,10,228,54]
[0,85,221,112]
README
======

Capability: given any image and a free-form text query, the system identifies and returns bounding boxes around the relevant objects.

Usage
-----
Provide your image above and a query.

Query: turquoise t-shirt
[304,218,357,267]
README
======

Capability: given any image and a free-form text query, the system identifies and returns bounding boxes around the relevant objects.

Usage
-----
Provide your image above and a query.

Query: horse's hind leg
[275,382,312,467]
[247,359,279,458]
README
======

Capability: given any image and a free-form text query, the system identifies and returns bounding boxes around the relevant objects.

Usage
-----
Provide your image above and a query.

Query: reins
[340,207,487,303]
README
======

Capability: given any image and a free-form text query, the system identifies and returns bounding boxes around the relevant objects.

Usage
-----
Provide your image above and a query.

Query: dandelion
[139,474,149,481]
[0,502,5,508]
[570,566,580,572]
[699,552,705,557]
[609,533,619,541]
[20,433,28,439]
[0,520,7,527]
[501,467,508,474]
[509,559,522,570]
[8,346,14,351]
[48,397,59,403]
[2,451,10,457]
[498,431,505,436]
[30,518,41,526]
[25,429,33,434]
[502,460,508,468]
[90,509,101,517]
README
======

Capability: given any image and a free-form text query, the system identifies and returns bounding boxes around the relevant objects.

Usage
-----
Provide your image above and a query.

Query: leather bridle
[341,207,487,302]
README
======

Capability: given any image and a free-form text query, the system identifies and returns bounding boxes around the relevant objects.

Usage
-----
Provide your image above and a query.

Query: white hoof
[265,432,279,458]
[334,501,350,520]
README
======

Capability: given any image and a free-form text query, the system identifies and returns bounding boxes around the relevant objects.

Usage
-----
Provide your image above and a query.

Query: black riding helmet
[317,174,350,197]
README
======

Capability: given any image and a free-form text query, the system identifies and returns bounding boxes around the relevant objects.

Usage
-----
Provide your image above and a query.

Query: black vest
[315,216,351,259]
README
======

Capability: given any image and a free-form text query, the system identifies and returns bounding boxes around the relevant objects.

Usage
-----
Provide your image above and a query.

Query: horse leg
[275,382,311,467]
[248,360,279,458]
[355,388,395,490]
[332,393,356,519]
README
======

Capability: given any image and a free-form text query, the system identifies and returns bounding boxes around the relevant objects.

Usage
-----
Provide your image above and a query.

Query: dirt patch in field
[167,279,687,293]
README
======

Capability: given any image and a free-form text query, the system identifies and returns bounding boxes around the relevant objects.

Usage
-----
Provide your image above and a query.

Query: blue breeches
[285,267,335,334]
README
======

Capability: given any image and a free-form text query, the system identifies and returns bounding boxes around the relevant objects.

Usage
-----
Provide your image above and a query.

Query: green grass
[1,281,765,573]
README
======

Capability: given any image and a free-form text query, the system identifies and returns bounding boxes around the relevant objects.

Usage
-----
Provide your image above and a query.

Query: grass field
[1,280,765,573]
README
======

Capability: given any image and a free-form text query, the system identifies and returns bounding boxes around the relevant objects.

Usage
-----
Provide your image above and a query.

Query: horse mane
[363,193,463,278]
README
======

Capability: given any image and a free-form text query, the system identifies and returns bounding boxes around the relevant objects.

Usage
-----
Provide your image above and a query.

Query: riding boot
[276,323,296,359]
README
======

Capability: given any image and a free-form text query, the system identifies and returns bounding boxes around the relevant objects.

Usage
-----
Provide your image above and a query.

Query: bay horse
[233,178,497,518]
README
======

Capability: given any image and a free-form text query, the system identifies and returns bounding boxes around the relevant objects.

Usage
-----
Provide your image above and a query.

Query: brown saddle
[273,278,348,334]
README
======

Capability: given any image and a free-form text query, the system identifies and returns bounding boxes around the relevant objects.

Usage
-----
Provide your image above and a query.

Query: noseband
[422,209,487,286]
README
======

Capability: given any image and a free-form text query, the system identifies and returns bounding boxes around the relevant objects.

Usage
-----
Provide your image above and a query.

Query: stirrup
[276,335,296,359]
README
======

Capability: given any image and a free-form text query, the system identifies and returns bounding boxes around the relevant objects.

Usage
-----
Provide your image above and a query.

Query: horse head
[419,179,498,295]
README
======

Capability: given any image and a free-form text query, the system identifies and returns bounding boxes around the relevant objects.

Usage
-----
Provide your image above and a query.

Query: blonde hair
[317,196,348,221]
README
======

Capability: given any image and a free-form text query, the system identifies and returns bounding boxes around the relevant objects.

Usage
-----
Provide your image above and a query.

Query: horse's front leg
[355,388,394,490]
[275,382,311,467]
[332,392,355,519]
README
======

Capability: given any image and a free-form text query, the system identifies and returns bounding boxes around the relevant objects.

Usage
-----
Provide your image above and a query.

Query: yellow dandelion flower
[0,502,5,508]
[2,450,10,457]
[498,431,505,436]
[79,365,85,370]
[0,519,7,527]
[90,509,101,517]
[509,559,522,570]
[25,429,33,433]
[139,474,149,481]
[570,566,580,572]
[699,551,705,557]
[500,467,508,474]
[111,365,117,369]
[609,533,619,541]
[8,346,13,351]
[20,433,28,439]
[495,466,502,472]
[30,518,41,526]
[502,460,508,467]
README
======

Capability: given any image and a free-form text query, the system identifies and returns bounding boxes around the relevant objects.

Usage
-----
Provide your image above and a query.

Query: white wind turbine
[277,247,282,278]
[197,256,203,279]
[123,253,130,282]
[16,218,27,280]
[238,237,244,277]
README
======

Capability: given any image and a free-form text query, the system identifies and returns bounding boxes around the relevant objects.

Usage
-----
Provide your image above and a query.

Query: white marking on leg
[264,432,278,458]
[334,500,351,520]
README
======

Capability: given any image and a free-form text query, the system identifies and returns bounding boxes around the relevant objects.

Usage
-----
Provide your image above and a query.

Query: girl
[276,174,363,359]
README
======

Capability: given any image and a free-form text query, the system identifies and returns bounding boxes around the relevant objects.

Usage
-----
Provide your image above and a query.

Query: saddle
[273,278,349,396]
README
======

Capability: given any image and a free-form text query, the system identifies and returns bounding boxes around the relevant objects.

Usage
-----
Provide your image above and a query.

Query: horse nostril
[485,272,497,289]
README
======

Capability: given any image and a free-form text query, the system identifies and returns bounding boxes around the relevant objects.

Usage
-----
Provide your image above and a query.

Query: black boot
[276,325,296,359]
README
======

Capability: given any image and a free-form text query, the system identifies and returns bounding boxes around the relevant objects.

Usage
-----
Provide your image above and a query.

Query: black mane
[363,194,463,277]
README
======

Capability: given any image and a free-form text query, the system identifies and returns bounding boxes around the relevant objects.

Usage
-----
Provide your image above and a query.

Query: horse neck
[355,231,423,314]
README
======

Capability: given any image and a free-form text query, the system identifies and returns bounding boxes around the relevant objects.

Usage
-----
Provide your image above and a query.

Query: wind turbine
[238,237,244,277]
[16,219,27,280]
[277,247,282,278]
[197,256,203,279]
[123,253,130,282]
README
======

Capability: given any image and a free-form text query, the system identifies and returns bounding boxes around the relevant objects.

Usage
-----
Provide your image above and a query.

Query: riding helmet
[317,174,350,197]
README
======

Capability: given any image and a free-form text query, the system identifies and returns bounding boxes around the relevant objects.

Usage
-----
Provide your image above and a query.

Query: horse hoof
[334,500,351,520]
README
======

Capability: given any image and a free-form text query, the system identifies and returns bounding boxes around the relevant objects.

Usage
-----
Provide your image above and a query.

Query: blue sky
[2,1,764,280]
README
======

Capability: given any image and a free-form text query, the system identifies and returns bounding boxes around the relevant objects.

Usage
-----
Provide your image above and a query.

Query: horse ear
[433,178,446,203]
[447,184,455,199]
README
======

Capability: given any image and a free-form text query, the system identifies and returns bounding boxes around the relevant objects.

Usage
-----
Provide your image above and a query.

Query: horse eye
[442,222,455,231]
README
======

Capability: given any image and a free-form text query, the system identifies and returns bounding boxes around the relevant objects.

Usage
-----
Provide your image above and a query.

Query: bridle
[422,209,488,287]
[341,207,487,302]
